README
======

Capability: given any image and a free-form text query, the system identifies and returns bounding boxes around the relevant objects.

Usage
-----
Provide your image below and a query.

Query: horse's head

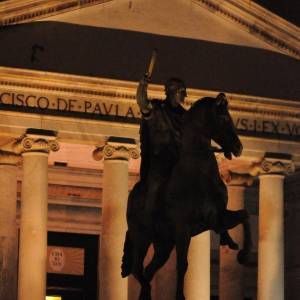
[210,93,242,159]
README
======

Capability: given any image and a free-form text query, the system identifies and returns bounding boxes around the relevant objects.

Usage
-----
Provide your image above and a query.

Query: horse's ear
[216,93,227,106]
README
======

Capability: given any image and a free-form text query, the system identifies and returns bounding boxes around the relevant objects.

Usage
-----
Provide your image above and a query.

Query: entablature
[1,67,299,165]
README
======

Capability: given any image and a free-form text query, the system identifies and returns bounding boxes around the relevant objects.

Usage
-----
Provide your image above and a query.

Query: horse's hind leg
[144,240,174,283]
[131,237,152,300]
[175,228,191,300]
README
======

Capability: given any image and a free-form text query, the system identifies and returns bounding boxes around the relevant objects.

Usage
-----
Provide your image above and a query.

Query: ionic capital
[10,129,60,155]
[93,139,140,161]
[218,158,254,186]
[221,170,254,187]
[249,157,295,176]
[18,136,59,154]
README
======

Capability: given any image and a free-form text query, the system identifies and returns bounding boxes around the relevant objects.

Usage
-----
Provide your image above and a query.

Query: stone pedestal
[17,132,59,300]
[185,231,211,300]
[94,140,139,300]
[0,151,20,300]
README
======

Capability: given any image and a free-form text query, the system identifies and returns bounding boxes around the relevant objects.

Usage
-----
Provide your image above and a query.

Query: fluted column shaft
[185,231,211,300]
[100,159,129,300]
[17,131,59,300]
[18,152,49,300]
[0,152,20,300]
[255,156,294,300]
[94,140,139,300]
[258,174,284,300]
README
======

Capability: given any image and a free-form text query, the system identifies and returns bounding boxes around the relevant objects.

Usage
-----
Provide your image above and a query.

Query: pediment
[44,0,278,53]
[0,0,299,101]
[1,0,298,59]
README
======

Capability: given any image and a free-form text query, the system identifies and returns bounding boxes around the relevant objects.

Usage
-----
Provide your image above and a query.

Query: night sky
[254,0,300,26]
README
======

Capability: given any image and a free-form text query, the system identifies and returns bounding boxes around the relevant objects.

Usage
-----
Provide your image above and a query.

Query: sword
[144,48,158,80]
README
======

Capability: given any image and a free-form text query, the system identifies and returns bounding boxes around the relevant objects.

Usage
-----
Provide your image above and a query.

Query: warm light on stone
[0,154,19,300]
[185,231,211,300]
[258,174,285,300]
[99,159,129,300]
[18,133,59,300]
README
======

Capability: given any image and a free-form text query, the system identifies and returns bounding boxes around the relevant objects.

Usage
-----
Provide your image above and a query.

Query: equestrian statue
[121,50,252,300]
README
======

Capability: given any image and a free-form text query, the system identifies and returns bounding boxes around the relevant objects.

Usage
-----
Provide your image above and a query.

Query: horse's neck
[181,123,211,155]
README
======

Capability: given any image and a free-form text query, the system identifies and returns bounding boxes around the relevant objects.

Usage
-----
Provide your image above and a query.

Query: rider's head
[164,78,187,108]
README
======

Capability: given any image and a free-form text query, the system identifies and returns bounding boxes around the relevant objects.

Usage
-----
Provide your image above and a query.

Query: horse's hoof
[139,295,151,300]
[139,296,151,300]
[237,250,249,265]
[176,292,185,300]
[139,293,151,300]
[139,285,151,300]
[228,241,239,250]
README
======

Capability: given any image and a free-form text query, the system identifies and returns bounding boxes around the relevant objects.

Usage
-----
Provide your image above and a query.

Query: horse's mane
[189,97,215,112]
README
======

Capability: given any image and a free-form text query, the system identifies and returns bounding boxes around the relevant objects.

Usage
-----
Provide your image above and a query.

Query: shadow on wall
[0,21,299,100]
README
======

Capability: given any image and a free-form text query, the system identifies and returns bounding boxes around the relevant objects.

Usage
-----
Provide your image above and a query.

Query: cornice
[193,0,300,60]
[0,66,138,101]
[0,0,112,26]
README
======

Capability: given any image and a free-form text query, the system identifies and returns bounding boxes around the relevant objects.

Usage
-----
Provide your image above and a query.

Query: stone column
[256,157,294,300]
[93,138,139,300]
[0,150,20,300]
[184,231,211,300]
[17,129,59,300]
[219,172,253,300]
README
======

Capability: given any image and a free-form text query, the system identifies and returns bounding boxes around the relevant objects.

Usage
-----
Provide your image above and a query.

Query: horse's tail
[121,231,133,278]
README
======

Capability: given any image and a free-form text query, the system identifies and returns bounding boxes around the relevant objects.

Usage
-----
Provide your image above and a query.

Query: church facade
[0,1,299,300]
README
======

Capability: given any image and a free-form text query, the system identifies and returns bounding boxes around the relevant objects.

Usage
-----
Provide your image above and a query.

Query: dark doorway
[47,232,99,300]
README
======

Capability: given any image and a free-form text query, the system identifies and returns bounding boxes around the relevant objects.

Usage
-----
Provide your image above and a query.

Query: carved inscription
[235,117,300,137]
[0,91,140,119]
[1,91,299,139]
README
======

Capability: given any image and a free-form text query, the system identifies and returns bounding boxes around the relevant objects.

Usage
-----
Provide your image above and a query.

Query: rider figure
[136,76,187,222]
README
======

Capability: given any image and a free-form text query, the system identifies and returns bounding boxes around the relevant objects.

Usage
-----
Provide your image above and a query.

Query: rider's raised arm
[136,76,153,116]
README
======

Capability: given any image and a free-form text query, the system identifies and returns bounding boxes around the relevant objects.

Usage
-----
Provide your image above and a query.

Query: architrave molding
[1,67,299,120]
[0,67,299,165]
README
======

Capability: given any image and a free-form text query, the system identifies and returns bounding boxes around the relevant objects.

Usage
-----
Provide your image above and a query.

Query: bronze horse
[122,95,252,300]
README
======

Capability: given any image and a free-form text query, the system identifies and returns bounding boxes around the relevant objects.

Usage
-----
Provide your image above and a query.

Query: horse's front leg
[238,211,252,264]
[130,235,151,300]
[221,209,252,264]
[144,240,174,283]
[175,228,191,300]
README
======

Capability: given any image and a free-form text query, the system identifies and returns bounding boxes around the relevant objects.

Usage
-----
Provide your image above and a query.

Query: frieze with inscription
[0,90,299,141]
[0,91,141,119]
[235,117,300,139]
